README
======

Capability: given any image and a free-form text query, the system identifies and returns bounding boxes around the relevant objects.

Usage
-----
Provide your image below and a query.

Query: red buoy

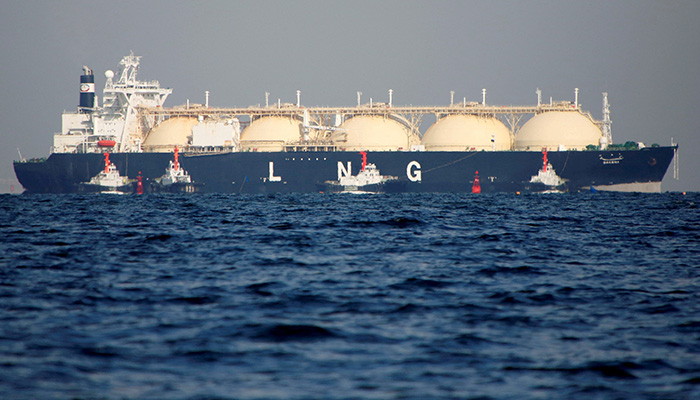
[542,148,548,172]
[136,171,143,195]
[472,171,481,193]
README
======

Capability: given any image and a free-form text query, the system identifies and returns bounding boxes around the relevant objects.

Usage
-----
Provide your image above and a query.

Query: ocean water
[1,192,699,400]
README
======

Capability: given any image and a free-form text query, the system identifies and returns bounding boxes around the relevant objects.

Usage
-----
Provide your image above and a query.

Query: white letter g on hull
[407,161,422,182]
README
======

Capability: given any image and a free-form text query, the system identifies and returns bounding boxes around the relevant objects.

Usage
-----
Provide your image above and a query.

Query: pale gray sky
[1,0,698,192]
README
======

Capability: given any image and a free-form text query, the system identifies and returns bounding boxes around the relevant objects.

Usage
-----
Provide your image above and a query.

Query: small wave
[478,233,501,241]
[641,304,680,314]
[527,293,556,304]
[390,303,432,313]
[505,361,638,379]
[268,222,294,230]
[453,333,499,346]
[585,362,639,379]
[169,295,221,305]
[354,217,423,228]
[145,233,173,241]
[677,320,700,330]
[174,349,226,362]
[80,346,120,358]
[253,256,310,267]
[477,265,542,277]
[253,324,337,342]
[389,277,453,290]
[246,281,284,296]
[497,315,534,325]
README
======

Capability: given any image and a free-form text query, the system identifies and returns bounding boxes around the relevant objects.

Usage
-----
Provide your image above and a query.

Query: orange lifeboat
[97,140,116,147]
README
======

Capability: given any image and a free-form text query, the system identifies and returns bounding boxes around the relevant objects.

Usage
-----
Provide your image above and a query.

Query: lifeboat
[97,139,116,147]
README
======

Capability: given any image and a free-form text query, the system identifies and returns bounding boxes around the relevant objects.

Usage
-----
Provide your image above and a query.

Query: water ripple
[1,192,699,399]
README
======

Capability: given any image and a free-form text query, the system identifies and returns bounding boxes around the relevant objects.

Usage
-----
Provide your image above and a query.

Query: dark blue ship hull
[14,147,676,194]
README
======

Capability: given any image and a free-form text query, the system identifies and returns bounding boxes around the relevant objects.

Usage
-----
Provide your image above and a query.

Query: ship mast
[101,52,172,152]
[117,51,141,86]
[601,92,612,145]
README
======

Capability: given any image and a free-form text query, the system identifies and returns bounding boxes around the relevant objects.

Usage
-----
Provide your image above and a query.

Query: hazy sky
[1,0,698,192]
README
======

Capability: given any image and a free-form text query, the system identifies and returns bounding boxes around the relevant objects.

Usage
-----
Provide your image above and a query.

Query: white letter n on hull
[337,161,351,181]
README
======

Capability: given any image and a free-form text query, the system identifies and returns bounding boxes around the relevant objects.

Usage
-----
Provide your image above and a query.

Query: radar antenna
[117,51,142,85]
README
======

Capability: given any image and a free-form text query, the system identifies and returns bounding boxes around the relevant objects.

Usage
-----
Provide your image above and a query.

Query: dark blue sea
[1,192,699,400]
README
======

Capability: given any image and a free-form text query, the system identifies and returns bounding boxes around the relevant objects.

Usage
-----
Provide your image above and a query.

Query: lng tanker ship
[14,53,677,194]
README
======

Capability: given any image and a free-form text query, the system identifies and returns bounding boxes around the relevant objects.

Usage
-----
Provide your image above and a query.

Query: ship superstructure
[52,54,623,158]
[53,52,172,154]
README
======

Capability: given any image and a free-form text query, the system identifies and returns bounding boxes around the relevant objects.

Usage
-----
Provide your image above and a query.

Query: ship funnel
[79,65,95,112]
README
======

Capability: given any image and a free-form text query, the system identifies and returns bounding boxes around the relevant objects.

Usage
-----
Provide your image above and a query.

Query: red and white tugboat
[321,152,401,193]
[527,148,566,193]
[151,147,202,193]
[78,153,132,194]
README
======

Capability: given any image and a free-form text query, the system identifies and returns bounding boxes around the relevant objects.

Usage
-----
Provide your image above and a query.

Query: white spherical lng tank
[240,116,302,152]
[515,111,603,151]
[143,117,199,152]
[421,115,512,151]
[331,115,416,151]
